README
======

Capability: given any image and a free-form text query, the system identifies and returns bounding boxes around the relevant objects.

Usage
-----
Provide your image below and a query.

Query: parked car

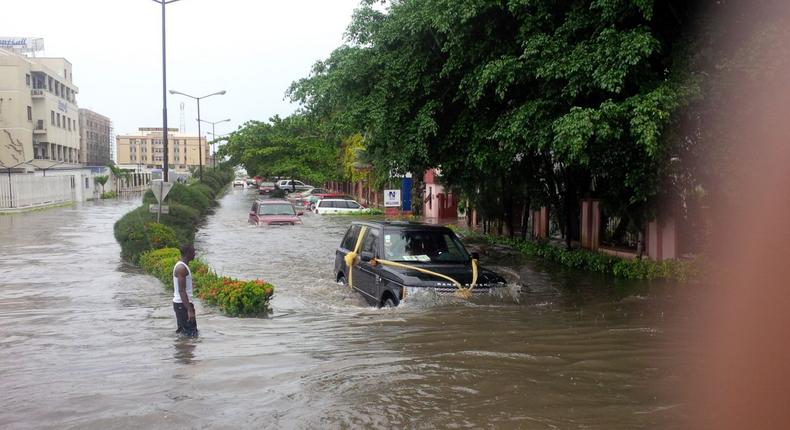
[248,199,304,225]
[233,178,245,187]
[297,188,329,198]
[334,221,507,307]
[275,179,313,193]
[258,181,276,195]
[305,193,354,210]
[314,198,365,215]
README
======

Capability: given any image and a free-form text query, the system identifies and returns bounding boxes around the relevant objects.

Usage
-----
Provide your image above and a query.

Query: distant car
[305,193,354,210]
[233,178,245,187]
[248,199,304,225]
[259,181,276,195]
[298,188,329,198]
[276,179,313,193]
[334,221,507,307]
[314,198,365,215]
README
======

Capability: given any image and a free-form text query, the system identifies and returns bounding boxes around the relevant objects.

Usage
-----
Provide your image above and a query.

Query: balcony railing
[31,89,45,98]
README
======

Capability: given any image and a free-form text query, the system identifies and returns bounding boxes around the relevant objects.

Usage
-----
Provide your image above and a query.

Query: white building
[0,47,80,170]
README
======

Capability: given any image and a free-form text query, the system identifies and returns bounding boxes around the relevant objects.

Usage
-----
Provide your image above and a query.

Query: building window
[68,118,71,131]
[25,74,30,86]
[48,77,53,91]
[51,111,55,125]
[85,178,89,189]
[27,106,32,121]
[56,113,61,127]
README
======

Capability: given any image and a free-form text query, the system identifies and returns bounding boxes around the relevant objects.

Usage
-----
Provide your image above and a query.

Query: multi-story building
[78,109,112,166]
[0,47,80,169]
[116,127,209,172]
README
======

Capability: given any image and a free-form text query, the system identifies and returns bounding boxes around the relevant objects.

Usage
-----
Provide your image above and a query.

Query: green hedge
[114,167,233,263]
[453,228,697,282]
[140,248,274,316]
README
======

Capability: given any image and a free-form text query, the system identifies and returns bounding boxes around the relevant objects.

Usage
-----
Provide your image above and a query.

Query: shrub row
[450,226,697,282]
[140,248,274,316]
[114,167,234,263]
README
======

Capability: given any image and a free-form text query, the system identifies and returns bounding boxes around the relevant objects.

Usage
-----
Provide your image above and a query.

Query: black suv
[334,221,507,307]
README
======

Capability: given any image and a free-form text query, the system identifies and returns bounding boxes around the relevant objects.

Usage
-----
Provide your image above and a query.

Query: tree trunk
[521,195,530,241]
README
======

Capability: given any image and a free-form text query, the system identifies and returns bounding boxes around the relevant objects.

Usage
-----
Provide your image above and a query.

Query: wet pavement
[0,188,689,429]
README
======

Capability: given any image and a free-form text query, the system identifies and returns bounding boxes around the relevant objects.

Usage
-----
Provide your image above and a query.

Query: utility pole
[152,0,182,182]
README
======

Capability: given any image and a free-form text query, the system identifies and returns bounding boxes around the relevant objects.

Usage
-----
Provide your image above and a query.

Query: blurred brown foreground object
[687,2,790,428]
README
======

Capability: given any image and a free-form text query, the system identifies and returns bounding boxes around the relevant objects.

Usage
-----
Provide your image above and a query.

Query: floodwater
[0,188,690,429]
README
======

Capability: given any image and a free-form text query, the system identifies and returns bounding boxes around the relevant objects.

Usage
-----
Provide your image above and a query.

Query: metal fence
[0,174,75,210]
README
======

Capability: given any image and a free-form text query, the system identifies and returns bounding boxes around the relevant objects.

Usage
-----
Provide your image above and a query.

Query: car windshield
[383,230,470,263]
[258,204,295,216]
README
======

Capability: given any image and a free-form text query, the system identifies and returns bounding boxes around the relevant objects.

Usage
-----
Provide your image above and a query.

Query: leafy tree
[217,114,340,186]
[94,175,109,193]
[289,0,702,245]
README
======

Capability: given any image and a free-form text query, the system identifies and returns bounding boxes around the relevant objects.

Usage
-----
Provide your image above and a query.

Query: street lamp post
[152,0,182,183]
[207,132,229,167]
[169,90,226,181]
[199,118,230,168]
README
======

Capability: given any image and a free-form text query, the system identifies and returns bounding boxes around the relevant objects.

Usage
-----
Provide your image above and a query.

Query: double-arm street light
[169,90,226,181]
[199,118,230,168]
[152,0,182,182]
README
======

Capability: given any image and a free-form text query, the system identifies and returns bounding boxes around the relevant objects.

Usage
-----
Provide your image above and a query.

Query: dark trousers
[173,302,198,337]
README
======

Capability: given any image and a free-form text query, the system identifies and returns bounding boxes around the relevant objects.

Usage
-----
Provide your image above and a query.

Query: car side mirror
[359,252,373,263]
[471,252,480,261]
[249,211,256,216]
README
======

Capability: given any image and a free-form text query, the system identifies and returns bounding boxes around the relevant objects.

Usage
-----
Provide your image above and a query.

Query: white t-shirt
[172,261,194,303]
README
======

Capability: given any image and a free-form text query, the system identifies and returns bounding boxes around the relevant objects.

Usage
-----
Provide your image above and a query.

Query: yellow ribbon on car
[343,226,368,289]
[371,258,479,299]
[343,226,480,299]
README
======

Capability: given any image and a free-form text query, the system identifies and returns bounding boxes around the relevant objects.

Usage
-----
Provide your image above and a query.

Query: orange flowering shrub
[140,247,274,316]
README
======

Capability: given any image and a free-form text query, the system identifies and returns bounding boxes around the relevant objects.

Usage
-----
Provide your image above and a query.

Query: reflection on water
[0,188,688,429]
[173,339,197,365]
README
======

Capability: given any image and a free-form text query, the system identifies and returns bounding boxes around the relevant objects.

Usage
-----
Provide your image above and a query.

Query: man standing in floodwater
[173,244,198,337]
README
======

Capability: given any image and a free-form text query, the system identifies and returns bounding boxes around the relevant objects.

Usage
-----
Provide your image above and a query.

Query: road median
[113,167,275,316]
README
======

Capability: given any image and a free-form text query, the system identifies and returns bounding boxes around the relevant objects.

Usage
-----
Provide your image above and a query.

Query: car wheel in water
[381,296,398,308]
[337,274,347,286]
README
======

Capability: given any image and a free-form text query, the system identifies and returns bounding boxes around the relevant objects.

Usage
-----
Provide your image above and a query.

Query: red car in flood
[258,181,276,195]
[248,199,303,225]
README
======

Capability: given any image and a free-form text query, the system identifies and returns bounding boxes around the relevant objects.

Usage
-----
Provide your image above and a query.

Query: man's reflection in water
[173,339,197,365]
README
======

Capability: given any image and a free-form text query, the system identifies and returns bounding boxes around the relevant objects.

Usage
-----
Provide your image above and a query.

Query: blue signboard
[401,177,412,211]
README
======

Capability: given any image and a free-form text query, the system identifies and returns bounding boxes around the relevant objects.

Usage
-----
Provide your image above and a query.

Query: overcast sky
[2,0,361,138]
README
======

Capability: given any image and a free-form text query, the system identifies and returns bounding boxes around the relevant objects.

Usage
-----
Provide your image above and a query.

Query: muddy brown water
[0,189,690,429]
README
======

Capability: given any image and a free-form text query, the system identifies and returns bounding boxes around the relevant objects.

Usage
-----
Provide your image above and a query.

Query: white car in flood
[314,198,365,215]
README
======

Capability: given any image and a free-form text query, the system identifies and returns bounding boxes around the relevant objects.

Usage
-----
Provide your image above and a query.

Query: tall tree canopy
[288,0,702,242]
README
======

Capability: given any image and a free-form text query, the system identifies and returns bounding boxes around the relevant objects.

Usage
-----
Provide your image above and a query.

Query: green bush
[167,183,211,214]
[116,167,234,264]
[101,191,118,199]
[191,183,216,201]
[142,189,157,205]
[476,233,696,282]
[145,222,178,249]
[140,247,274,316]
[114,206,153,263]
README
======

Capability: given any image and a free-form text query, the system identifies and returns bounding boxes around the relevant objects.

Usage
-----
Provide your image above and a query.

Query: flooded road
[0,189,689,429]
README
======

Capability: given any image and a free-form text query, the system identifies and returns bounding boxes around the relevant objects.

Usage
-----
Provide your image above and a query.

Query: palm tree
[107,163,129,193]
[94,175,109,194]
